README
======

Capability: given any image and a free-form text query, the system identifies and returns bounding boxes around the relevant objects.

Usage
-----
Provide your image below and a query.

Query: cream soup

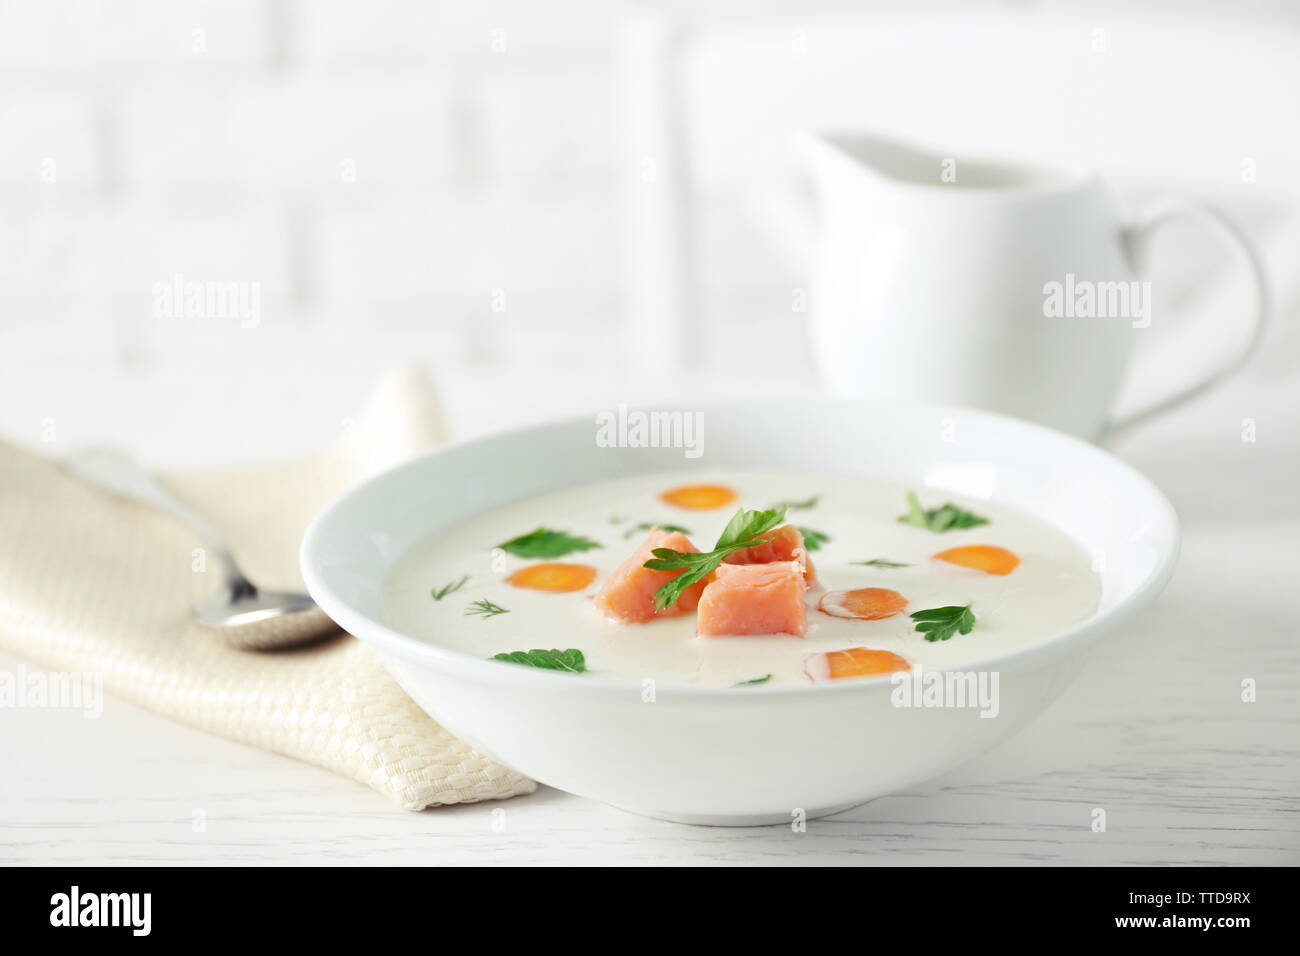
[381,471,1101,686]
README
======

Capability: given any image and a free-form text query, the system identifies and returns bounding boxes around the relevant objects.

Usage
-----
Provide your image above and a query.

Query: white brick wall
[0,0,271,69]
[290,0,619,61]
[316,195,616,303]
[2,0,1294,384]
[0,0,652,377]
[2,203,290,302]
[480,65,616,187]
[0,93,100,192]
[120,74,456,192]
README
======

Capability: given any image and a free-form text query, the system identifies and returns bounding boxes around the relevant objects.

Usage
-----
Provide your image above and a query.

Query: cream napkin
[0,368,535,810]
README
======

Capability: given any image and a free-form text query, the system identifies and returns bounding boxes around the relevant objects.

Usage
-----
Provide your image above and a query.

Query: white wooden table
[1,357,1296,865]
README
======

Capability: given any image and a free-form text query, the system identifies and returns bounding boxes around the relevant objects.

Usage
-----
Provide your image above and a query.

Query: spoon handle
[63,448,243,577]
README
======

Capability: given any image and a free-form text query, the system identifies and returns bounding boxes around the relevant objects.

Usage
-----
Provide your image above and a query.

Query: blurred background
[1,0,1297,463]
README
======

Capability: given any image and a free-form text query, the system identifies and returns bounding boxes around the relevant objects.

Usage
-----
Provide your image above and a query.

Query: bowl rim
[301,399,1180,699]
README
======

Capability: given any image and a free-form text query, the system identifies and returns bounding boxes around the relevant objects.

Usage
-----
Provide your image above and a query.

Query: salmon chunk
[722,524,820,588]
[697,561,808,637]
[594,528,707,623]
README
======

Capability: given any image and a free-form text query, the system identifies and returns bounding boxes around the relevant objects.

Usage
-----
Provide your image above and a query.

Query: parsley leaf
[497,527,601,559]
[716,506,787,549]
[798,527,829,552]
[642,549,739,611]
[624,521,692,539]
[491,648,586,673]
[431,574,469,600]
[852,558,912,569]
[771,494,820,511]
[643,505,788,611]
[897,491,989,533]
[910,604,976,642]
[733,674,772,687]
[465,598,509,618]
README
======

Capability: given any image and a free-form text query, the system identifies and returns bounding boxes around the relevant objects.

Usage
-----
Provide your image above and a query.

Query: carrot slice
[819,587,907,620]
[806,647,910,681]
[659,484,737,510]
[933,544,1020,575]
[507,563,598,592]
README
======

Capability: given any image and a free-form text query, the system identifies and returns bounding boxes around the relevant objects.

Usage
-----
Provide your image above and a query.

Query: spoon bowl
[193,588,335,650]
[65,447,340,651]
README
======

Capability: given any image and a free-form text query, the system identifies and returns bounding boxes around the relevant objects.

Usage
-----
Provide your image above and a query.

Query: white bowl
[301,400,1178,825]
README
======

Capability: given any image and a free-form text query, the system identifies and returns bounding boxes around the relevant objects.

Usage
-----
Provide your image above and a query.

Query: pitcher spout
[800,130,1090,198]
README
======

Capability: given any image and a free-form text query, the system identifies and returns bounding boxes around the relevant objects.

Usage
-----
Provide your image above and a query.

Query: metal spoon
[63,447,340,650]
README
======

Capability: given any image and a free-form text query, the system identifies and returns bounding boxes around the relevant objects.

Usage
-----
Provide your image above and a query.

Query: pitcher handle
[1104,196,1271,439]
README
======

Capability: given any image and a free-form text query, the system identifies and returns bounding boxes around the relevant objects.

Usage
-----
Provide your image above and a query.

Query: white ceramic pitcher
[801,132,1270,439]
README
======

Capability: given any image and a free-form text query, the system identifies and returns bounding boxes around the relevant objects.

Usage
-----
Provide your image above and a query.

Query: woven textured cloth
[0,369,535,810]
